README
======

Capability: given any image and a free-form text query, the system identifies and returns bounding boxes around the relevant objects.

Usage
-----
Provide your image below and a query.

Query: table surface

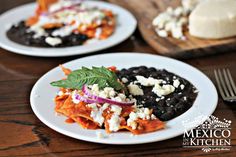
[0,1,235,157]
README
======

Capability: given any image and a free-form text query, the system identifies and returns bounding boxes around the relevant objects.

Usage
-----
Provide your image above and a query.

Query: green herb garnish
[50,66,124,91]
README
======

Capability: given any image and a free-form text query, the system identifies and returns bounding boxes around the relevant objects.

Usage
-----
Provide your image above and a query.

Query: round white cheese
[189,0,236,39]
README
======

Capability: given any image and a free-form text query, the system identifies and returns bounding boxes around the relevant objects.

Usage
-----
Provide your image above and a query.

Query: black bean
[163,107,176,119]
[116,66,198,121]
[6,20,89,47]
[148,67,157,72]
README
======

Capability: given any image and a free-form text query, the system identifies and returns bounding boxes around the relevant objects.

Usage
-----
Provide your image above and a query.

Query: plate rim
[30,52,218,145]
[0,1,137,57]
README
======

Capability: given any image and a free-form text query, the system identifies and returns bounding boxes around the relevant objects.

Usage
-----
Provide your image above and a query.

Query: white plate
[0,1,137,57]
[30,53,218,144]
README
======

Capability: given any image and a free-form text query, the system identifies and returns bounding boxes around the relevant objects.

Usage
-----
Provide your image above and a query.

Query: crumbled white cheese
[87,103,98,109]
[90,106,104,126]
[95,28,102,38]
[31,27,47,38]
[111,96,122,102]
[128,83,144,96]
[98,91,108,98]
[131,98,137,106]
[118,93,126,101]
[90,84,117,99]
[28,16,49,38]
[127,121,137,130]
[155,29,168,37]
[96,131,105,139]
[65,91,71,95]
[113,93,127,102]
[127,108,156,130]
[173,79,180,88]
[55,112,61,116]
[136,108,151,120]
[108,114,121,132]
[182,0,201,11]
[171,26,184,39]
[49,0,73,13]
[27,1,106,39]
[89,84,132,105]
[110,105,122,115]
[164,20,175,32]
[52,25,78,37]
[180,84,185,90]
[174,6,185,16]
[71,91,80,104]
[58,91,64,96]
[177,17,188,26]
[144,108,151,115]
[127,112,138,129]
[88,103,110,126]
[152,84,175,97]
[104,87,116,98]
[166,7,174,14]
[108,104,122,132]
[102,103,110,110]
[121,77,129,83]
[151,114,157,120]
[156,98,160,102]
[152,11,172,28]
[135,75,163,86]
[45,37,62,46]
[90,84,100,95]
[152,0,201,39]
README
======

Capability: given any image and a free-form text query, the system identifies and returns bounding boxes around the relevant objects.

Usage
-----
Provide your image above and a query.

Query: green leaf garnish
[50,66,124,91]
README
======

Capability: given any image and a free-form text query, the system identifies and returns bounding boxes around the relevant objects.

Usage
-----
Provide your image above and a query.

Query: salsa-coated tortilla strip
[55,95,100,128]
[26,0,58,26]
[37,0,58,13]
[59,65,72,76]
[104,114,165,135]
[76,117,99,129]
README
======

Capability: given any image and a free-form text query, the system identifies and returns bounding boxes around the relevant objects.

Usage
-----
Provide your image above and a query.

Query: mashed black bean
[116,66,198,121]
[7,21,89,47]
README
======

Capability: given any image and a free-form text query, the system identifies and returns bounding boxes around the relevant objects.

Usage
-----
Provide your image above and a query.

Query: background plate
[0,1,137,57]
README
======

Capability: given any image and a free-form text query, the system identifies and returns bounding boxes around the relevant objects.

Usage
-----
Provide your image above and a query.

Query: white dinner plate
[0,1,137,57]
[30,53,218,144]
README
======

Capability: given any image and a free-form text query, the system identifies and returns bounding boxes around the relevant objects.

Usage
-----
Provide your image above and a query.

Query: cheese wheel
[189,0,236,39]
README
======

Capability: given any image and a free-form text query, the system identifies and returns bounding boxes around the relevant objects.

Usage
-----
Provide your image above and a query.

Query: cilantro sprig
[50,66,124,91]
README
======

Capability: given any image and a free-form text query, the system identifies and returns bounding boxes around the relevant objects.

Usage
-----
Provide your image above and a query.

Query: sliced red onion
[41,2,83,16]
[82,85,134,106]
[50,2,81,14]
[40,12,48,16]
[75,94,97,104]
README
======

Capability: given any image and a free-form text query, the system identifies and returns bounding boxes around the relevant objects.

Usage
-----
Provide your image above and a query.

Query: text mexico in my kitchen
[182,116,231,152]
